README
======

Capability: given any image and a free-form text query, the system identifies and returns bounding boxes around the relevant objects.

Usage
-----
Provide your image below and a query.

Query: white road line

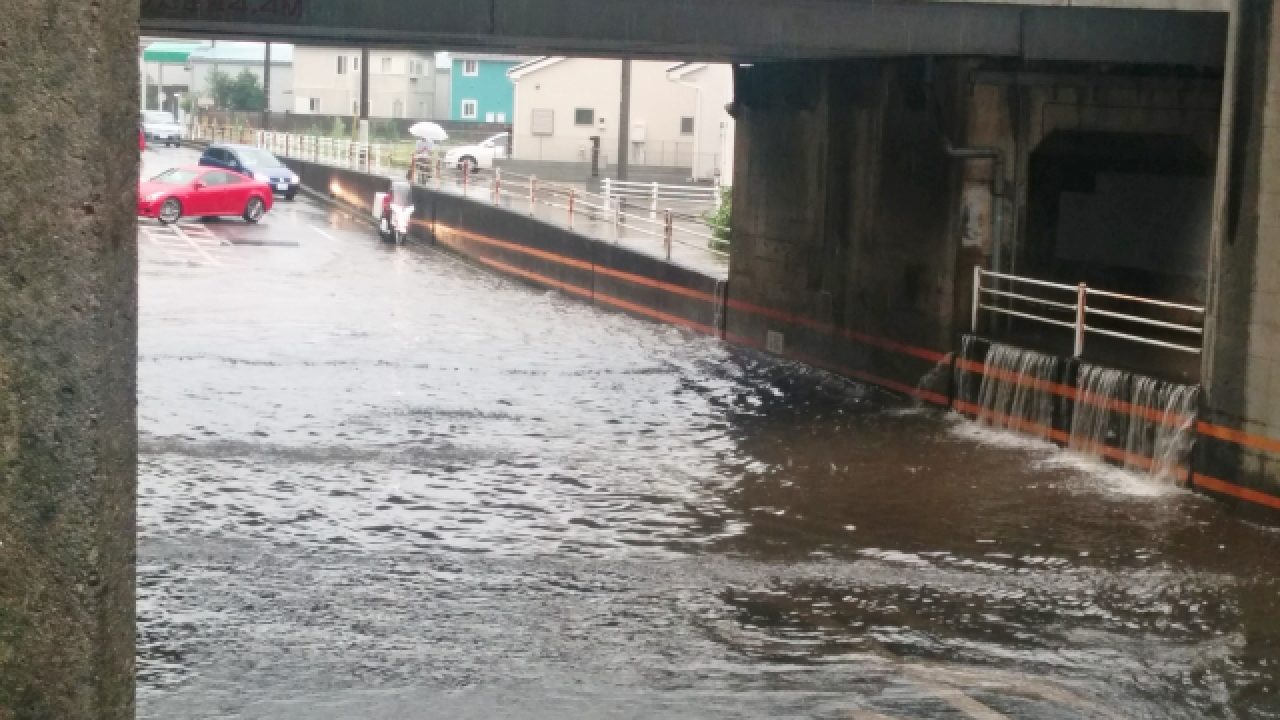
[313,227,335,241]
[170,224,222,266]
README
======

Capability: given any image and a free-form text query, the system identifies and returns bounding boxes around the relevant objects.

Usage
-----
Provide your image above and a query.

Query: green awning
[143,42,208,64]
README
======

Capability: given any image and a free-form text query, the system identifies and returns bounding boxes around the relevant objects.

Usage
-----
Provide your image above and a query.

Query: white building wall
[513,58,623,166]
[671,64,735,182]
[291,47,434,118]
[512,58,729,174]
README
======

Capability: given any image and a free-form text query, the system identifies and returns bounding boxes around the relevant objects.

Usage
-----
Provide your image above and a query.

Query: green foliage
[705,186,732,248]
[208,69,266,112]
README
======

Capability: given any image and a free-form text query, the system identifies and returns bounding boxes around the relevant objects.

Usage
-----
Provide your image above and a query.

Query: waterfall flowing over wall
[958,336,1199,482]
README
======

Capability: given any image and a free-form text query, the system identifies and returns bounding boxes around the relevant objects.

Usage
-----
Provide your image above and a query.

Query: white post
[568,188,576,228]
[663,209,673,260]
[971,265,982,334]
[529,176,537,214]
[1074,283,1088,358]
[650,182,659,220]
[493,168,502,203]
[603,178,612,214]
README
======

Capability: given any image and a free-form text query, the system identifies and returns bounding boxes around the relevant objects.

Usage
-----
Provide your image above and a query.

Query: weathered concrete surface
[0,1,137,718]
[1202,0,1280,502]
[725,59,966,386]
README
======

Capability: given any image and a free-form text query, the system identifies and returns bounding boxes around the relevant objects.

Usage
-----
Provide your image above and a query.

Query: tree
[207,69,266,112]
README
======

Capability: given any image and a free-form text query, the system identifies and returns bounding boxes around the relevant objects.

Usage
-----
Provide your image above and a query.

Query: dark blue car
[199,143,300,200]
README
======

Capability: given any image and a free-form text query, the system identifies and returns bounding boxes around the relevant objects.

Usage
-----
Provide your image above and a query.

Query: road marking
[313,227,335,241]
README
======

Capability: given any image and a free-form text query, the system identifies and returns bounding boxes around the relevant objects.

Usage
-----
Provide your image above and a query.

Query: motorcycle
[373,180,414,245]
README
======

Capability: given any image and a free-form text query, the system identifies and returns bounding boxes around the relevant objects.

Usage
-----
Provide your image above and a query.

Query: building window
[680,116,695,135]
[381,57,392,73]
[353,56,359,72]
[461,99,478,119]
[574,108,594,126]
[337,56,347,75]
[462,59,479,76]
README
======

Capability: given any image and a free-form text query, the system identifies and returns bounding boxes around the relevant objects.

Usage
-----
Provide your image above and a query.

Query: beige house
[509,57,734,180]
[291,46,441,119]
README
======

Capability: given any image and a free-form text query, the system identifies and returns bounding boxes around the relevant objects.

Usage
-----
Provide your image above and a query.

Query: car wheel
[285,190,297,202]
[243,196,266,223]
[157,198,182,224]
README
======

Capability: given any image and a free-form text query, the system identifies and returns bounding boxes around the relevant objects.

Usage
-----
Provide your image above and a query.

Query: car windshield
[143,111,175,124]
[234,148,283,168]
[150,169,200,185]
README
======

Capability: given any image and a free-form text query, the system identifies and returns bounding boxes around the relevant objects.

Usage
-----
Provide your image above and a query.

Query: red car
[137,166,273,224]
[139,128,146,151]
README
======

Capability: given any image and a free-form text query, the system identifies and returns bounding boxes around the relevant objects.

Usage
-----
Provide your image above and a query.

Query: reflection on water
[138,198,1280,719]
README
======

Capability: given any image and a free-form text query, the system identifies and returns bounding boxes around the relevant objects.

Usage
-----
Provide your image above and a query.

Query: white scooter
[373,180,414,245]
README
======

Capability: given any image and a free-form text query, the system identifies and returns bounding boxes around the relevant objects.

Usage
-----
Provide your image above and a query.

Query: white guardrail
[411,157,729,262]
[971,266,1205,356]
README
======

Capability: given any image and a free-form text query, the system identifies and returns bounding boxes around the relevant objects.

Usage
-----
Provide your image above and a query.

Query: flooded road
[138,148,1280,719]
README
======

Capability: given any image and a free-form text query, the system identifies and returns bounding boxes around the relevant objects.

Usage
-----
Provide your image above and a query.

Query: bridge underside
[141,0,1227,66]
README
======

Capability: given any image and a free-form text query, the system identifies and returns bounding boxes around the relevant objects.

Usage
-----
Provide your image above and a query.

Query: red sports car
[137,166,273,224]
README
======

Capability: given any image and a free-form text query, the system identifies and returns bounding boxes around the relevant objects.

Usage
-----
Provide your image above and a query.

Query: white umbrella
[408,121,448,141]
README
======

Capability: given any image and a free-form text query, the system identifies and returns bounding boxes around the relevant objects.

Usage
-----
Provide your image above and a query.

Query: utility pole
[617,59,631,181]
[262,42,272,130]
[359,47,371,143]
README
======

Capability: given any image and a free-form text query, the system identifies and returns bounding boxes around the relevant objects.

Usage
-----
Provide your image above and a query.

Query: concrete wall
[1201,0,1280,512]
[281,157,723,333]
[1,1,137,718]
[725,59,965,390]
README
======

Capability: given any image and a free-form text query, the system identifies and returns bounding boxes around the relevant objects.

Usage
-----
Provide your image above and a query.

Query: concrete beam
[0,1,137,718]
[140,0,1227,67]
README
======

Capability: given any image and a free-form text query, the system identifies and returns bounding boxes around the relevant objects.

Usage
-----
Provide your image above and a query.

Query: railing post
[493,168,502,203]
[436,158,443,189]
[529,176,537,214]
[971,265,982,334]
[664,209,673,260]
[462,161,470,195]
[568,188,576,228]
[650,182,659,220]
[603,178,612,214]
[1074,282,1088,358]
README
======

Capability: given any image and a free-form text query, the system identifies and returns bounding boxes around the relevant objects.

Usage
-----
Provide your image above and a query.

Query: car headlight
[253,172,270,183]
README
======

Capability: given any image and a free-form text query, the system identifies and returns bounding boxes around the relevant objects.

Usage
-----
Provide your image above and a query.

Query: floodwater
[138,148,1280,719]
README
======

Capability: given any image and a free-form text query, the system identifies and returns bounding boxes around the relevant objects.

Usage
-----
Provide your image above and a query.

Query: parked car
[199,143,300,200]
[139,127,146,152]
[141,110,184,147]
[137,166,273,224]
[443,132,510,171]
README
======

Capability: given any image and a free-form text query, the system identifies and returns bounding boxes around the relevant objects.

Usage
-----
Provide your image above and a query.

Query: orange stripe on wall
[1192,473,1280,510]
[431,214,1280,470]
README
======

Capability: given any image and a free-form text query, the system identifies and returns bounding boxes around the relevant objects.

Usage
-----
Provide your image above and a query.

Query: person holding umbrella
[407,121,449,183]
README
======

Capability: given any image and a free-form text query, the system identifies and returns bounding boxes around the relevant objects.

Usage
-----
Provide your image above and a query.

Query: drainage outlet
[766,330,785,355]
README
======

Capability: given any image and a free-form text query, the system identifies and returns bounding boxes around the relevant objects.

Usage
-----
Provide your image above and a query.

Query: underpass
[134,147,1280,719]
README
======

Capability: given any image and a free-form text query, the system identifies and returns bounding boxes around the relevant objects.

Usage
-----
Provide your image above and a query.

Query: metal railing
[971,266,1205,356]
[189,125,388,175]
[411,160,729,263]
[601,178,721,219]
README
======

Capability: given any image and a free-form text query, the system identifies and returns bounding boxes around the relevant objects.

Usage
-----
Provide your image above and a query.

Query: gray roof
[189,42,293,65]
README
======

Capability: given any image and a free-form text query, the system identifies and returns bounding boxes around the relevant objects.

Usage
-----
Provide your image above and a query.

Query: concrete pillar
[1202,0,1280,500]
[725,59,964,386]
[0,1,137,718]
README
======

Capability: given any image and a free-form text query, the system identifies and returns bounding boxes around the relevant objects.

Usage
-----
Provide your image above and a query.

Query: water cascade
[957,337,1200,483]
[971,342,1064,440]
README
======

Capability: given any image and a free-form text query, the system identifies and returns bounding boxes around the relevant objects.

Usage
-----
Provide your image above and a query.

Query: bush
[704,186,732,250]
